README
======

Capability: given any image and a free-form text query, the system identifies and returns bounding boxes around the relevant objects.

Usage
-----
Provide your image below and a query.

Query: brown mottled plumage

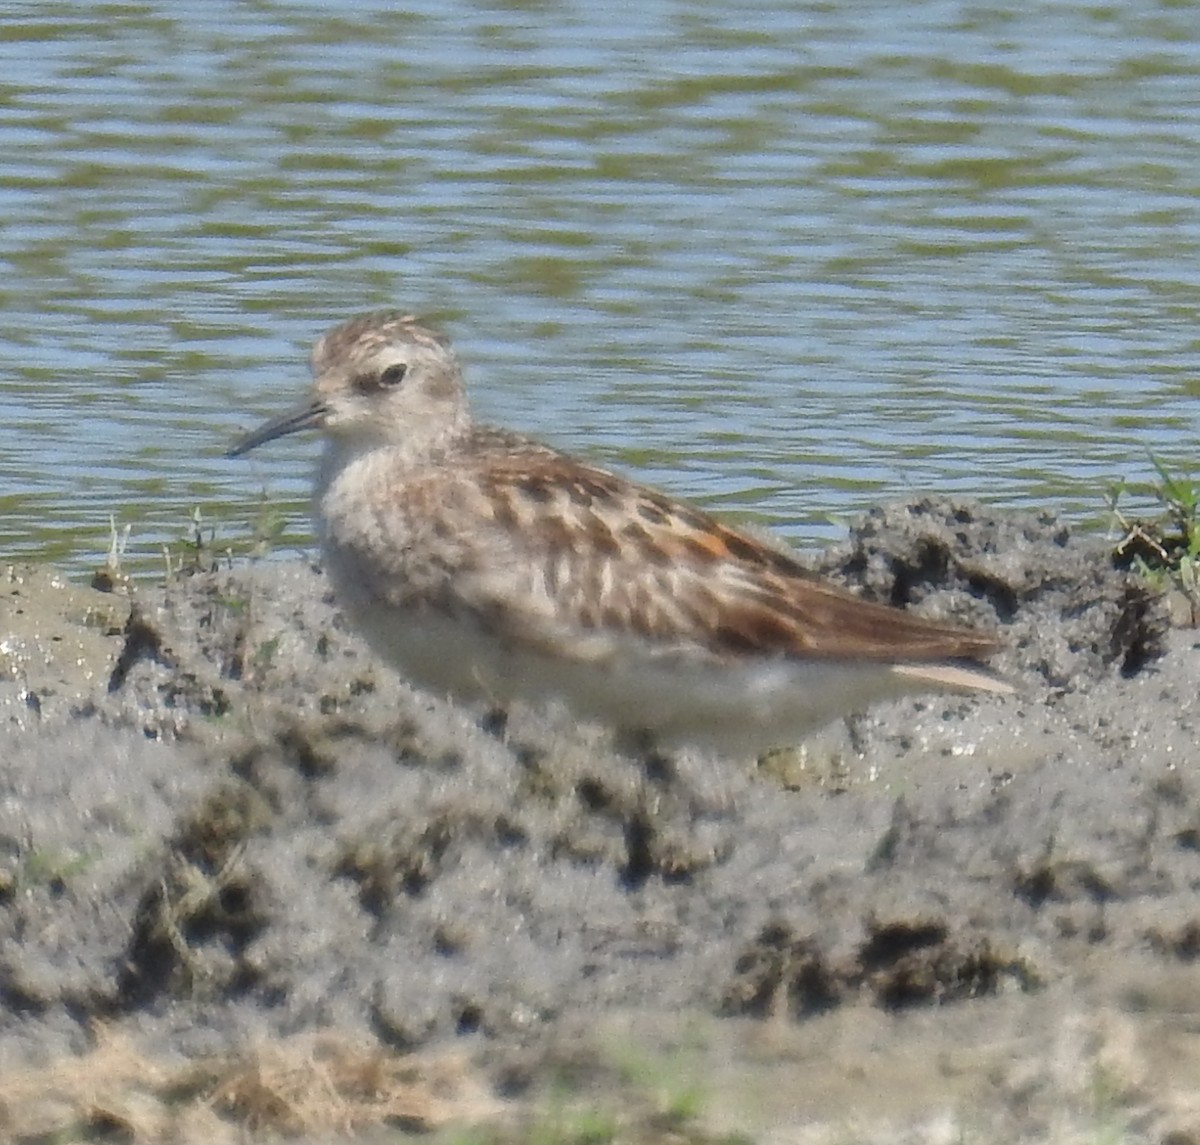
[229,310,1012,755]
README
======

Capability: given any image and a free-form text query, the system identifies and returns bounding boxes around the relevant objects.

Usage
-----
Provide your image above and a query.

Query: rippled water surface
[2,0,1198,575]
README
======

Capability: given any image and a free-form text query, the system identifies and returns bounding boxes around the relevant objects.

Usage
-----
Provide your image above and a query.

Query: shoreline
[2,496,1199,1143]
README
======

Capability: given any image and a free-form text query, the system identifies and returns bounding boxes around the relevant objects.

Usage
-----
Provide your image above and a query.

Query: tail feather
[891,660,1015,696]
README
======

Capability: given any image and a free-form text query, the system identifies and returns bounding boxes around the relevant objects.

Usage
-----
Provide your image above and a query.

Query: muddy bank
[2,498,1200,1142]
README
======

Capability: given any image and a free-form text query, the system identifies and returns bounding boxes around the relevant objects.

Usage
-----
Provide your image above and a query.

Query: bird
[227,309,1013,757]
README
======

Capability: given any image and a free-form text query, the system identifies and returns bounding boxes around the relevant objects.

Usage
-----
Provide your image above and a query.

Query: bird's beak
[226,398,328,458]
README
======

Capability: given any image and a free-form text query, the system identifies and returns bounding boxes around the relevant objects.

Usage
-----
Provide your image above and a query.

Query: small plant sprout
[1109,455,1200,624]
[91,514,134,592]
[107,514,131,574]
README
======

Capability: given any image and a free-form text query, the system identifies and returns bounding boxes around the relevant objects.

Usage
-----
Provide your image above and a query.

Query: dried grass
[0,1025,501,1143]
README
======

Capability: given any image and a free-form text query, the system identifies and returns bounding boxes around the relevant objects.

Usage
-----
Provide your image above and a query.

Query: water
[1,0,1197,577]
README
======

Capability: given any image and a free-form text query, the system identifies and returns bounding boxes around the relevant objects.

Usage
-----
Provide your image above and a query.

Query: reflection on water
[0,0,1197,575]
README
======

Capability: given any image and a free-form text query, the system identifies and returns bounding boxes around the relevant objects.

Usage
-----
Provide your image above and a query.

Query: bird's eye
[378,363,407,387]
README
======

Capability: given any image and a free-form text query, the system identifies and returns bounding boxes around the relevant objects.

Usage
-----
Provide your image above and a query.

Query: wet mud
[2,499,1199,1143]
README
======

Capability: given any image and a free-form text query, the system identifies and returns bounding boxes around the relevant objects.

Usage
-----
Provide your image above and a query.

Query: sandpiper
[228,310,1012,756]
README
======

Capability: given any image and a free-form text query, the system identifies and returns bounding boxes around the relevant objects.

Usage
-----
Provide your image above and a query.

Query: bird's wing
[414,442,1003,668]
